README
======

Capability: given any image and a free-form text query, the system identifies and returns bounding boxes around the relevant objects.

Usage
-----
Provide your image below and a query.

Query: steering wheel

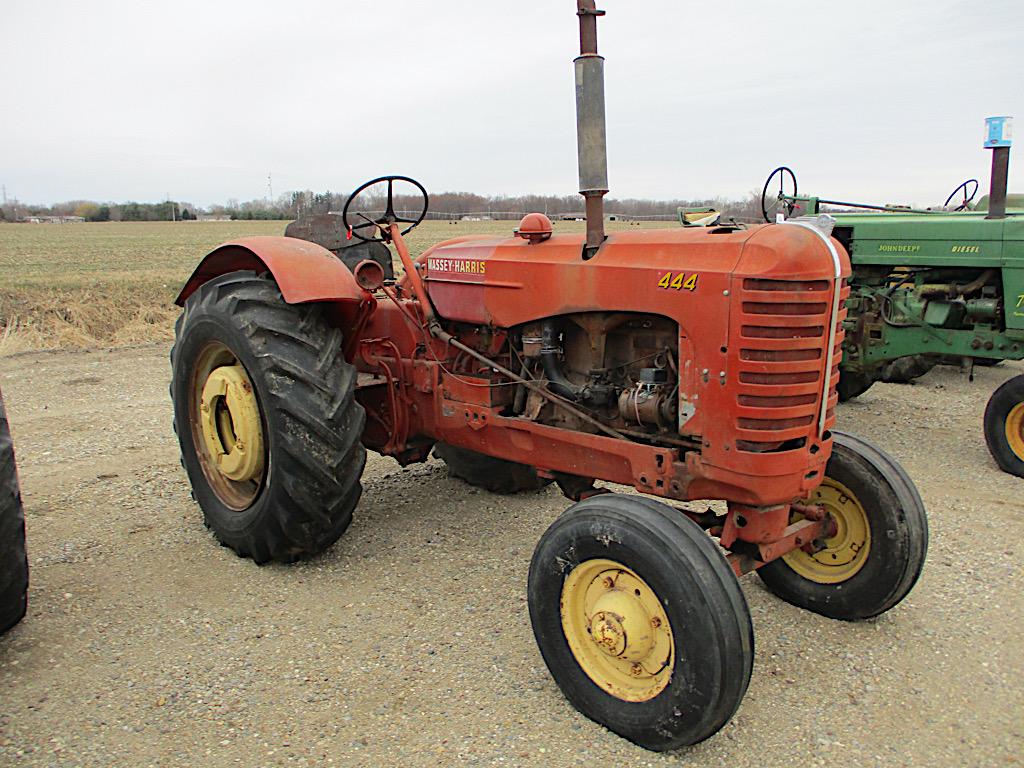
[761,166,798,223]
[342,175,429,242]
[943,178,979,211]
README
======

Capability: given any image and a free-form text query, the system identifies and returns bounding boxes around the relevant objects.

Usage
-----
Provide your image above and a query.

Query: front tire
[983,373,1024,477]
[528,494,753,751]
[171,272,366,563]
[758,431,928,620]
[0,392,28,634]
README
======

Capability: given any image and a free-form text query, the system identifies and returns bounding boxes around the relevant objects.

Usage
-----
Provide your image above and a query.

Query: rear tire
[837,370,874,402]
[0,392,28,635]
[433,443,550,494]
[758,431,927,620]
[171,271,366,563]
[528,494,753,751]
[984,374,1024,477]
[879,355,935,384]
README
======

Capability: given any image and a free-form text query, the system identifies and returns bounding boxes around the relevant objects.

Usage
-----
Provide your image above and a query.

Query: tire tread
[171,272,365,563]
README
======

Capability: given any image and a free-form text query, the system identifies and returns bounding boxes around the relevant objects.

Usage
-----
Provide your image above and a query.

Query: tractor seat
[285,213,395,280]
[677,207,721,227]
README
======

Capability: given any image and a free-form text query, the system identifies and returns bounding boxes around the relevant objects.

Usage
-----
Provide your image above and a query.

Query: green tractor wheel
[983,374,1024,477]
[0,391,28,635]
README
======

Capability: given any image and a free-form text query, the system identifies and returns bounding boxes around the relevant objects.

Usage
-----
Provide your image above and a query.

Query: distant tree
[74,202,100,220]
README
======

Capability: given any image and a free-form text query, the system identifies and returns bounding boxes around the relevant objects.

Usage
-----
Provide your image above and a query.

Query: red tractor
[169,3,927,751]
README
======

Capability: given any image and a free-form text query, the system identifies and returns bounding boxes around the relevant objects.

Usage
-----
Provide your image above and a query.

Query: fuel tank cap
[516,213,554,244]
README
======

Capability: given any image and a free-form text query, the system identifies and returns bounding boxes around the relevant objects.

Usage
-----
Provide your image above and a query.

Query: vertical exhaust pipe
[575,0,608,256]
[984,116,1012,221]
[986,147,1010,220]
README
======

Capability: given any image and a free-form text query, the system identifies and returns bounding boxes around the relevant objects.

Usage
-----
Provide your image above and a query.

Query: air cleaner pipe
[540,320,584,401]
[575,0,608,255]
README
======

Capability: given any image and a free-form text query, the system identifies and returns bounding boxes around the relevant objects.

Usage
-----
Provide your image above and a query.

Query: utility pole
[267,173,273,203]
[1,185,6,205]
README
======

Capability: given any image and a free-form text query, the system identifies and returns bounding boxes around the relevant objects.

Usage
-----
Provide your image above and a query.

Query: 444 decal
[657,272,699,291]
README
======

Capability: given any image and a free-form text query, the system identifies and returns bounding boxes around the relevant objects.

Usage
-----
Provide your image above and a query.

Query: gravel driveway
[0,344,1021,767]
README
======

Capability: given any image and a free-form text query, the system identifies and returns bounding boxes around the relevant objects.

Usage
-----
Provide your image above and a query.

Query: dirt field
[0,344,1021,767]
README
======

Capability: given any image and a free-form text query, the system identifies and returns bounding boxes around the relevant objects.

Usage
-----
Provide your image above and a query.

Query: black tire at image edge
[0,393,28,635]
[983,373,1024,477]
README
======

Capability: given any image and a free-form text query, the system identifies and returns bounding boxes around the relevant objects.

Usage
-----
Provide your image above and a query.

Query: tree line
[0,189,764,223]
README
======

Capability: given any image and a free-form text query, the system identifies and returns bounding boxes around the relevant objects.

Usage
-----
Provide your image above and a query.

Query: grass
[0,218,667,354]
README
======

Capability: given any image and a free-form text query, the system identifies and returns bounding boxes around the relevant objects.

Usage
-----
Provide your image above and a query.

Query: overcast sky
[2,0,1021,208]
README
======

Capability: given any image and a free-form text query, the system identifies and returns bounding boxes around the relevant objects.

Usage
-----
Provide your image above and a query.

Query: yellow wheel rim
[560,559,674,702]
[199,365,264,483]
[1004,402,1024,460]
[189,343,266,510]
[783,478,871,584]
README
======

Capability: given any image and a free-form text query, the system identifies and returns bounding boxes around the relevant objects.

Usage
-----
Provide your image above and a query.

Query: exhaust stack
[984,116,1012,220]
[575,0,608,255]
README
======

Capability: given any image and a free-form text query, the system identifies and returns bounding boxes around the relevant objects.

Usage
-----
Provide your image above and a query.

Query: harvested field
[0,219,663,354]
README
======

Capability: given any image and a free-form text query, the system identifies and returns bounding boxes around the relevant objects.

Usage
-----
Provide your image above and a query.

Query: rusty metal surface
[181,218,849,511]
[408,223,848,504]
[176,236,370,308]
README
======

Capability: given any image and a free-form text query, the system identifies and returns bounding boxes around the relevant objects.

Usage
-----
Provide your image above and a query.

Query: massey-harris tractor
[761,116,1024,477]
[169,3,928,751]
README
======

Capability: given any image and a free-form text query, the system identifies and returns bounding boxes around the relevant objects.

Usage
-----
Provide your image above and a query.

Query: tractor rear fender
[175,236,369,313]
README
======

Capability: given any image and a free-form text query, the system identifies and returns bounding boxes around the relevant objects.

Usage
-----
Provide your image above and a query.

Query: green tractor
[759,117,1024,476]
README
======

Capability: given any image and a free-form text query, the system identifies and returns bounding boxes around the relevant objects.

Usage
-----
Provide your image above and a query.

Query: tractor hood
[828,211,1021,267]
[420,223,846,328]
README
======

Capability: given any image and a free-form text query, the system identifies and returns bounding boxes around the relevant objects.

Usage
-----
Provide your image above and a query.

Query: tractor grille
[734,277,848,452]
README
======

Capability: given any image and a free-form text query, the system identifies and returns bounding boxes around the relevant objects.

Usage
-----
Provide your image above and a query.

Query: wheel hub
[561,559,674,702]
[199,365,264,483]
[784,477,871,584]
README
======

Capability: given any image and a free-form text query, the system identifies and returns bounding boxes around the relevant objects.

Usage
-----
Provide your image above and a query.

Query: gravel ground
[0,344,1021,767]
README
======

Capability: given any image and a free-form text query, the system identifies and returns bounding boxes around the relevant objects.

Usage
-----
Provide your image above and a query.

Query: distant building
[22,215,84,223]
